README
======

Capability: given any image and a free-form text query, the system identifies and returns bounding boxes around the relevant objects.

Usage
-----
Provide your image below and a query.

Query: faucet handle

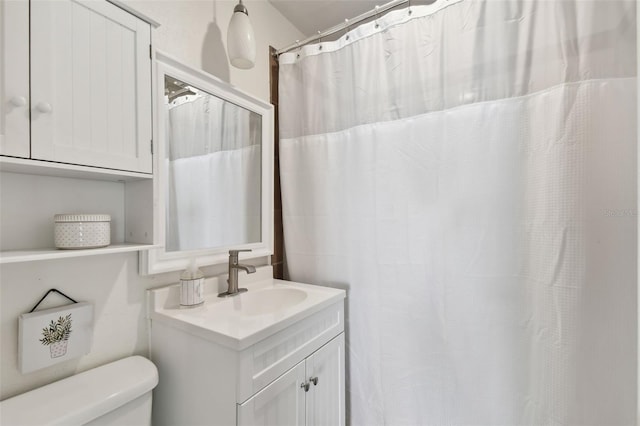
[229,249,252,262]
[229,249,252,257]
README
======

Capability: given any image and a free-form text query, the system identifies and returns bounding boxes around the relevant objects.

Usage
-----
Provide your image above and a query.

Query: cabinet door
[0,0,30,157]
[306,333,345,426]
[30,0,152,173]
[238,361,306,426]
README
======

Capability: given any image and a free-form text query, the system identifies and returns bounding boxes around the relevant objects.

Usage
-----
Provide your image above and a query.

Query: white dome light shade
[227,2,256,69]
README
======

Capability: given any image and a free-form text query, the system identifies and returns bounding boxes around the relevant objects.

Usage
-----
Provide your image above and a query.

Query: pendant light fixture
[227,0,256,69]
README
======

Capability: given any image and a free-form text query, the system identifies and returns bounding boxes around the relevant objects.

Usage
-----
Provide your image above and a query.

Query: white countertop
[148,267,346,350]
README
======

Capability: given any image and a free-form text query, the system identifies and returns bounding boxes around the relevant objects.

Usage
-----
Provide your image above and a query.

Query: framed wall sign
[19,301,93,373]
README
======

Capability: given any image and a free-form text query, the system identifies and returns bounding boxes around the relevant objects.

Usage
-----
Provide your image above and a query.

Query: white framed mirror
[140,51,273,275]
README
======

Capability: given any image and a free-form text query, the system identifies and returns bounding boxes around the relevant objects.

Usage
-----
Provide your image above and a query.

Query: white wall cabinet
[1,0,152,174]
[0,0,30,158]
[0,0,158,264]
[150,298,346,426]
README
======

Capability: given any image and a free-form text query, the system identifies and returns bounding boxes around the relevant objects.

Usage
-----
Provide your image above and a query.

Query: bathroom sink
[148,267,345,350]
[237,287,307,316]
[211,286,309,317]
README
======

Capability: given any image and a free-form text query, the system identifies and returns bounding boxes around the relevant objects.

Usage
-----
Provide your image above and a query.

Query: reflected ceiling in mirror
[164,75,262,252]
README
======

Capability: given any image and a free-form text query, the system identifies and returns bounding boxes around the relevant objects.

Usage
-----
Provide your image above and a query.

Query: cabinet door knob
[35,102,53,113]
[310,376,319,386]
[300,381,310,392]
[9,96,27,107]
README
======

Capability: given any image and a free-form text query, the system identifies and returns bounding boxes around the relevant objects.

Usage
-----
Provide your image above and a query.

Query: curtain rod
[275,0,410,56]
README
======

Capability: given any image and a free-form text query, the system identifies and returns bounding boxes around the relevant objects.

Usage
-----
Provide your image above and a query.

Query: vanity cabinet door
[30,0,152,173]
[237,361,306,426]
[306,333,346,426]
[0,0,30,157]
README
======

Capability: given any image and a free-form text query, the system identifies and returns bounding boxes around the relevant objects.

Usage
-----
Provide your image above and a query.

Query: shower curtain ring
[317,31,323,50]
[408,0,413,15]
[345,18,350,40]
[375,5,380,28]
[295,40,301,58]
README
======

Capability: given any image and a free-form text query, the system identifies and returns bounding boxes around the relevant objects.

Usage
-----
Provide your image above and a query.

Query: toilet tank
[0,356,158,426]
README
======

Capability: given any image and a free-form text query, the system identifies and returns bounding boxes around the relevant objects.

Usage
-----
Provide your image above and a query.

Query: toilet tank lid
[0,356,158,426]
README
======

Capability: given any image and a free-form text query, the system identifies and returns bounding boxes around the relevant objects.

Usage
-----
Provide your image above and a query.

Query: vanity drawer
[236,300,344,403]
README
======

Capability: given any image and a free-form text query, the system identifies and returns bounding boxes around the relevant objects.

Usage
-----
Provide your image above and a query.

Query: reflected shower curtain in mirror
[278,1,637,424]
[166,95,261,251]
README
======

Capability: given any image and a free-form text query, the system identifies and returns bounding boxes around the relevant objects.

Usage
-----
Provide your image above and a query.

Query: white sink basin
[212,286,309,317]
[148,268,346,350]
[237,287,308,316]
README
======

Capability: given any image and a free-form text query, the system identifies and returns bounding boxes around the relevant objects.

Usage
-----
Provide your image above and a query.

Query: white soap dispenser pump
[180,259,204,307]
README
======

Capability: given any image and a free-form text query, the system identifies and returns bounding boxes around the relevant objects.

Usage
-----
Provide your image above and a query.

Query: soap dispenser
[180,260,204,307]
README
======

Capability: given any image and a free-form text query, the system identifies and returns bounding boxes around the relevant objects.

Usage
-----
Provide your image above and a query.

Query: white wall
[0,1,302,399]
[123,0,303,102]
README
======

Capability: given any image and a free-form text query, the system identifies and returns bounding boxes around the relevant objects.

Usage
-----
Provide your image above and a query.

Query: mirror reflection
[164,75,262,252]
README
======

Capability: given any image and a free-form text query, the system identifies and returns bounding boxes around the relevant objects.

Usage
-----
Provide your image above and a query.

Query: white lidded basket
[54,214,111,249]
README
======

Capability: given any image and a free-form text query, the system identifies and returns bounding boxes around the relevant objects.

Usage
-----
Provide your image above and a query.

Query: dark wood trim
[269,46,285,279]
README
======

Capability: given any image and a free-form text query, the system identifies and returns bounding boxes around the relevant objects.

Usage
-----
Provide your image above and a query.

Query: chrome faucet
[218,249,256,297]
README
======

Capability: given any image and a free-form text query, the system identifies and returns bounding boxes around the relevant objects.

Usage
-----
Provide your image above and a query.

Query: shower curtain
[278,1,637,425]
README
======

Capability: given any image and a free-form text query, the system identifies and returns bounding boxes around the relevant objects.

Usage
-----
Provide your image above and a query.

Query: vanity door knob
[310,376,319,386]
[300,381,310,392]
[9,96,27,107]
[35,102,52,113]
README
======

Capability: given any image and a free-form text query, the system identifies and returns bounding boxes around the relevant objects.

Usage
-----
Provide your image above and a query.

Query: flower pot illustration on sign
[39,314,73,358]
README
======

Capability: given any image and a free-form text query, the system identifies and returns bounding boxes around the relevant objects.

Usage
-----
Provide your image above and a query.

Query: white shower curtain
[278,1,637,425]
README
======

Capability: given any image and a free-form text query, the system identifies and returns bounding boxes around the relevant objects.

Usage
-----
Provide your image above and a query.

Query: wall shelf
[0,157,153,182]
[0,243,161,264]
[1,167,156,265]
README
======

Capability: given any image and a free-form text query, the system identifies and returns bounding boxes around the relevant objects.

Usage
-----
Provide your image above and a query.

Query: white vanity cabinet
[238,360,307,426]
[304,333,346,426]
[1,0,152,173]
[238,334,345,426]
[149,274,346,426]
